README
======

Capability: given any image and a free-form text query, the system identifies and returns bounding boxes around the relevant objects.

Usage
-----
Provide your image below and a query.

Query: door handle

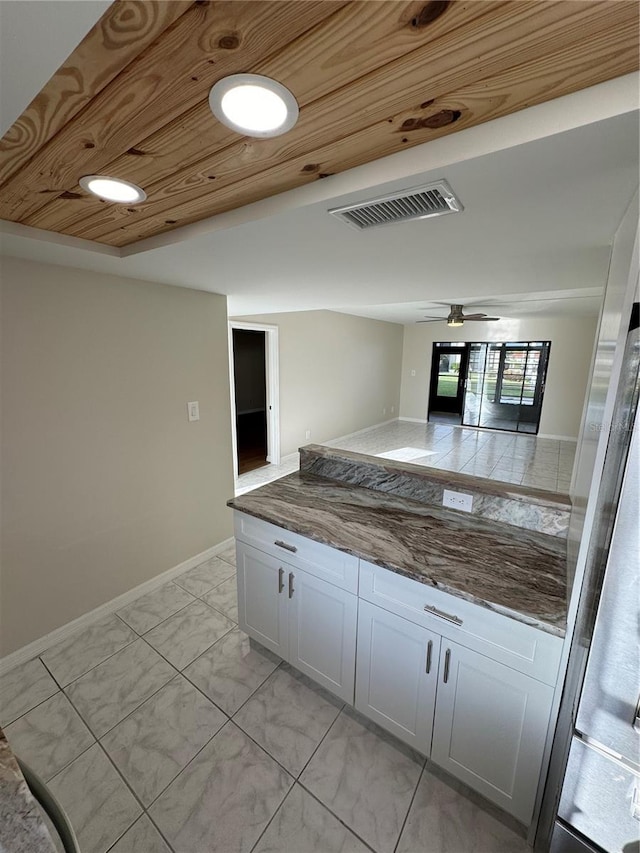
[288,572,295,599]
[275,539,297,554]
[426,640,433,674]
[443,648,451,684]
[278,567,284,594]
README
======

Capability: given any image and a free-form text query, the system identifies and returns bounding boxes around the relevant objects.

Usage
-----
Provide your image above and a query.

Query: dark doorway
[232,329,268,474]
[428,344,469,421]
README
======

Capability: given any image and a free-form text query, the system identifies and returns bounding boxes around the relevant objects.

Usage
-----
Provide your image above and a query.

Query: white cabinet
[355,600,441,755]
[289,568,357,701]
[431,640,554,824]
[237,542,288,658]
[236,539,357,703]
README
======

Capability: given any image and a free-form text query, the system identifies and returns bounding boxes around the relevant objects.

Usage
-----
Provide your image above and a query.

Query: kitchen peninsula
[228,445,569,826]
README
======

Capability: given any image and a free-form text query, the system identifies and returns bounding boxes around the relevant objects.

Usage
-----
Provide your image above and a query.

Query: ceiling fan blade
[463,316,501,321]
[416,318,446,323]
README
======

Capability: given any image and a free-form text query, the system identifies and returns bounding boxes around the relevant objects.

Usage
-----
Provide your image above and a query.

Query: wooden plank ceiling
[1,0,638,249]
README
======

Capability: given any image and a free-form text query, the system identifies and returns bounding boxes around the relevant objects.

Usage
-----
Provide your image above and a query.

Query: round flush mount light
[79,175,147,204]
[209,73,299,138]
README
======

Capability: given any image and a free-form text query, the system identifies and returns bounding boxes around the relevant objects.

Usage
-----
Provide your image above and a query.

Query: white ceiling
[0,2,638,325]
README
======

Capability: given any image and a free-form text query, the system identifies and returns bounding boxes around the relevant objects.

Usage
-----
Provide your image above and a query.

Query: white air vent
[328,180,463,231]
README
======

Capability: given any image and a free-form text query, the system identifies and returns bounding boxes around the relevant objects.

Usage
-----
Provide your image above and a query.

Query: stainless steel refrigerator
[542,301,640,853]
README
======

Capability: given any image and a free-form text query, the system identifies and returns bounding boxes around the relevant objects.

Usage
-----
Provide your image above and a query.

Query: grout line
[392,762,427,853]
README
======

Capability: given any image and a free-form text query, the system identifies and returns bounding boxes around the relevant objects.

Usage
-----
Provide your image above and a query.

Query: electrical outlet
[411,369,416,377]
[383,407,387,416]
[187,401,200,422]
[443,489,473,512]
[305,429,311,440]
[391,405,395,414]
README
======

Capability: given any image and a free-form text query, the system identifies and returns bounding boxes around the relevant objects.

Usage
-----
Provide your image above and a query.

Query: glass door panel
[462,344,487,427]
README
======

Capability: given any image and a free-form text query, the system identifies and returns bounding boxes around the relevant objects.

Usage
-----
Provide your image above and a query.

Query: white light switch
[187,401,200,422]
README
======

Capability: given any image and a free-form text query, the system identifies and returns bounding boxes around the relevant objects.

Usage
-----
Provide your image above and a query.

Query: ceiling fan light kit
[209,73,299,138]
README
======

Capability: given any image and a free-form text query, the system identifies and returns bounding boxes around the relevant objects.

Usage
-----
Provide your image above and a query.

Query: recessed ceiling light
[79,175,146,204]
[209,73,299,138]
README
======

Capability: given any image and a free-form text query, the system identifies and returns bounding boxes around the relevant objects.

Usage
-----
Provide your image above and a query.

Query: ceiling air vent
[328,180,463,231]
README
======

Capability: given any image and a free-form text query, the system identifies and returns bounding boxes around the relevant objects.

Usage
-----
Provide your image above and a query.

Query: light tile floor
[237,420,576,495]
[2,546,530,853]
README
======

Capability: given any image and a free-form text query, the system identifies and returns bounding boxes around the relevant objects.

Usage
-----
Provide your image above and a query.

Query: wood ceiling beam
[0,0,346,223]
[39,0,638,245]
[104,22,640,247]
[22,0,497,234]
[0,0,192,186]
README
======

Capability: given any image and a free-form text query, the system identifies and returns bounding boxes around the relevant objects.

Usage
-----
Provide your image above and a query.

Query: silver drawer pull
[426,640,433,674]
[443,648,451,684]
[424,604,463,626]
[275,539,297,554]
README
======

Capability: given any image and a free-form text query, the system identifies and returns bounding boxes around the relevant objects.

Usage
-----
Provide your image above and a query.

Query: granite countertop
[228,471,567,637]
[0,728,57,853]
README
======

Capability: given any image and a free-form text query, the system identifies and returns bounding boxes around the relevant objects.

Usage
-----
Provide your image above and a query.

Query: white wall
[234,310,404,457]
[399,315,598,438]
[1,257,235,655]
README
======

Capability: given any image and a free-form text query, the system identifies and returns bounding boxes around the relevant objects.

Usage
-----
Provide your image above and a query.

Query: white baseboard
[0,537,235,676]
[397,416,427,424]
[537,434,578,442]
[323,417,400,446]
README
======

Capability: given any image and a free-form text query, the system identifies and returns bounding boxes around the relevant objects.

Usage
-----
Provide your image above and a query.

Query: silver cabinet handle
[633,694,640,732]
[426,640,433,674]
[278,567,284,594]
[424,604,463,627]
[275,539,297,553]
[288,572,295,599]
[443,648,451,683]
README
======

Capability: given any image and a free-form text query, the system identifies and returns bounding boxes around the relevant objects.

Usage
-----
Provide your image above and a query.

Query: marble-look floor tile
[218,541,237,566]
[396,767,529,852]
[107,816,171,853]
[184,628,280,716]
[0,658,59,725]
[5,692,94,781]
[149,722,293,853]
[40,614,137,687]
[116,582,196,634]
[233,663,343,777]
[65,639,174,737]
[174,557,235,597]
[144,600,235,671]
[201,575,239,622]
[253,783,370,853]
[300,707,424,853]
[101,674,226,806]
[48,743,141,853]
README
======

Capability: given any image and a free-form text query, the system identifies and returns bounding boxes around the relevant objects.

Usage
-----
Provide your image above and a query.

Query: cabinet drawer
[234,511,359,593]
[359,561,562,685]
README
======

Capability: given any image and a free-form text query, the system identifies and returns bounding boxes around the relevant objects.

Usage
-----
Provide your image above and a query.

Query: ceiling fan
[418,304,501,327]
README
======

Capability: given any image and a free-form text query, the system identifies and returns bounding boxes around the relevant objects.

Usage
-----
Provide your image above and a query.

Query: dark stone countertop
[228,471,567,637]
[0,728,57,853]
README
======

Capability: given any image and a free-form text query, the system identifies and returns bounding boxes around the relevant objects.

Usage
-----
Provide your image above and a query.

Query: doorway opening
[229,322,280,478]
[428,341,551,434]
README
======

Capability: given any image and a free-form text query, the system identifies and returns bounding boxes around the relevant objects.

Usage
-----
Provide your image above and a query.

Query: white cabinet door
[355,600,440,755]
[288,567,358,704]
[431,641,554,824]
[236,542,288,659]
